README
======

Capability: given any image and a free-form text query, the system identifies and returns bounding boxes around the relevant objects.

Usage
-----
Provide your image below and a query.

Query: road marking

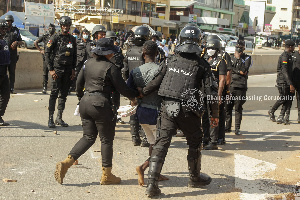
[89,149,100,159]
[255,129,290,141]
[235,153,277,200]
[249,73,276,77]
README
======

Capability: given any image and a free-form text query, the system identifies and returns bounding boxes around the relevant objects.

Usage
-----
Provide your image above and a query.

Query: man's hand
[11,41,19,50]
[239,71,248,76]
[49,70,58,80]
[210,118,219,128]
[137,87,144,98]
[290,85,295,93]
[131,98,138,106]
[70,69,75,80]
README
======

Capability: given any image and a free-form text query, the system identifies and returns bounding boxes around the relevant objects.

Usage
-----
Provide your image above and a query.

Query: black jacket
[276,51,293,86]
[230,53,251,89]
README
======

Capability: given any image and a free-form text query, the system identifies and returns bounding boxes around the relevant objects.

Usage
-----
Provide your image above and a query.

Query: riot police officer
[225,40,251,135]
[86,25,107,59]
[268,40,295,124]
[45,16,77,128]
[0,19,10,126]
[4,15,22,94]
[34,23,56,94]
[69,28,92,93]
[203,39,227,150]
[139,25,219,197]
[123,26,150,147]
[54,38,140,185]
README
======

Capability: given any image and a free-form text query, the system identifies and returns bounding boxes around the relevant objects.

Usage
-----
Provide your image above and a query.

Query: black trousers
[48,70,72,112]
[149,101,203,178]
[69,94,116,167]
[271,86,294,116]
[210,96,225,143]
[202,97,210,143]
[0,75,10,116]
[8,59,17,90]
[225,88,247,131]
[42,57,49,87]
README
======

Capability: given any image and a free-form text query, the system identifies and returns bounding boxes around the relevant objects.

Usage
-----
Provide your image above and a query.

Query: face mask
[82,35,89,40]
[73,35,78,39]
[207,49,216,57]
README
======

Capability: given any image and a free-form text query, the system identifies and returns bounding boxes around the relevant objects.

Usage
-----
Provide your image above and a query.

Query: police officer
[45,16,77,128]
[87,25,106,59]
[225,40,251,135]
[34,23,56,94]
[4,15,22,94]
[151,31,166,63]
[292,43,300,123]
[203,39,227,150]
[0,19,10,126]
[123,26,150,147]
[268,40,295,124]
[69,28,92,93]
[138,25,219,197]
[54,38,140,185]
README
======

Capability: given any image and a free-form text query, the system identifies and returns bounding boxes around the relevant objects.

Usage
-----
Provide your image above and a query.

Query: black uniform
[206,53,227,144]
[292,51,300,121]
[4,26,22,92]
[71,57,139,166]
[0,39,10,120]
[225,53,251,132]
[270,51,294,122]
[45,33,77,112]
[142,53,219,194]
[36,33,53,88]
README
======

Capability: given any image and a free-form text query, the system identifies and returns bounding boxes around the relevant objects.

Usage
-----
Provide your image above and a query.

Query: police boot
[0,116,9,126]
[42,84,47,94]
[100,167,121,185]
[54,155,75,184]
[277,115,284,124]
[283,114,290,125]
[187,148,212,188]
[55,110,69,127]
[48,111,56,128]
[235,129,242,135]
[145,157,163,197]
[268,109,276,122]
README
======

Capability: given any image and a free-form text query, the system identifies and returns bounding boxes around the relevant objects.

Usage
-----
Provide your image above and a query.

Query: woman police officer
[54,38,140,185]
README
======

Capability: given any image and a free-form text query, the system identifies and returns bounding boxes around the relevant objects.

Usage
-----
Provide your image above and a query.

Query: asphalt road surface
[1,73,300,200]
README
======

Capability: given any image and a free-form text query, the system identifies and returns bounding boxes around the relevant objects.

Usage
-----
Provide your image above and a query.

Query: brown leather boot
[100,167,121,185]
[54,155,75,184]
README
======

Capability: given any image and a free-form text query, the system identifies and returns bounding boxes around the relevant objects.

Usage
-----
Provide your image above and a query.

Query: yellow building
[54,0,174,36]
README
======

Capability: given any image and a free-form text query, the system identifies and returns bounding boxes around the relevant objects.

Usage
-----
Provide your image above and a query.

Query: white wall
[269,0,293,31]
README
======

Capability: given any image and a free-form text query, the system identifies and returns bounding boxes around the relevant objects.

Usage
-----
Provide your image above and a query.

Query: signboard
[112,16,119,23]
[25,2,55,17]
[189,14,197,24]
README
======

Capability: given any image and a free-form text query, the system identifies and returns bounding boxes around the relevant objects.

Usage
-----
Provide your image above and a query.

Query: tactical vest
[83,57,112,93]
[209,54,224,84]
[54,34,76,66]
[126,46,144,72]
[0,39,10,65]
[231,54,251,88]
[132,63,162,109]
[158,55,200,102]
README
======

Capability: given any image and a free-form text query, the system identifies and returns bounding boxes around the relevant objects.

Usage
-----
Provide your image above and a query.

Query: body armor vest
[209,54,224,84]
[126,46,144,72]
[54,34,76,66]
[0,39,10,65]
[158,55,200,102]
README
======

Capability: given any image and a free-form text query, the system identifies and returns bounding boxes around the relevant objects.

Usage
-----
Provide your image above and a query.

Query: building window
[281,8,287,11]
[128,1,141,16]
[267,0,272,4]
[280,20,287,22]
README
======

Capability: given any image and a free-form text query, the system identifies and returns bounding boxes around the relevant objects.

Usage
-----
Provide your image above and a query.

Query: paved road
[1,73,300,200]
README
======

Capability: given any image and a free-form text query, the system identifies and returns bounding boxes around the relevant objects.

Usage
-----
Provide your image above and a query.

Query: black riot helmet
[134,26,149,42]
[106,31,117,39]
[5,15,14,22]
[152,31,162,41]
[177,25,202,54]
[92,25,106,36]
[206,39,221,51]
[0,19,8,28]
[59,16,72,26]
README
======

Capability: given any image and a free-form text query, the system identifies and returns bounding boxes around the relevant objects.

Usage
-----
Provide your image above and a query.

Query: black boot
[298,114,300,123]
[145,157,163,197]
[187,148,212,188]
[48,111,56,128]
[0,116,9,126]
[130,122,141,146]
[277,115,284,124]
[203,142,218,150]
[42,83,47,94]
[225,115,232,133]
[283,114,290,125]
[268,110,276,122]
[141,137,150,147]
[235,129,242,135]
[55,110,69,127]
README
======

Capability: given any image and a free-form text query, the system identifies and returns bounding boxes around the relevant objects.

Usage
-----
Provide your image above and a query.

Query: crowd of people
[0,14,299,198]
